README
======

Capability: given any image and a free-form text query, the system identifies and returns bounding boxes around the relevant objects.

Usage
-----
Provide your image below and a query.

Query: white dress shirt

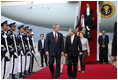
[86,7,90,16]
[41,39,44,49]
[81,18,85,28]
[71,34,75,45]
[4,31,7,34]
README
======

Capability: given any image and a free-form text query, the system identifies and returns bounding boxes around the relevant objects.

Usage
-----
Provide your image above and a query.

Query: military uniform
[23,26,32,74]
[1,31,11,79]
[17,25,26,77]
[28,29,35,73]
[9,22,19,79]
[1,21,11,79]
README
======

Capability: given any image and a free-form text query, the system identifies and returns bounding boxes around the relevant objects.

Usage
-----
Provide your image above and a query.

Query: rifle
[3,32,10,59]
[12,34,18,57]
[27,34,40,67]
[20,34,25,55]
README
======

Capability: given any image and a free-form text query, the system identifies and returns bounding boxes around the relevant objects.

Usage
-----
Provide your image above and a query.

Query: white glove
[20,50,24,56]
[28,51,32,55]
[5,51,10,59]
[86,26,90,31]
[14,52,18,57]
[32,50,35,54]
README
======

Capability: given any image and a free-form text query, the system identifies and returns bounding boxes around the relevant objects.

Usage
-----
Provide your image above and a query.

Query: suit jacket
[76,18,88,31]
[45,32,64,57]
[98,35,109,53]
[65,35,82,57]
[38,39,46,52]
[84,7,94,18]
[112,22,117,56]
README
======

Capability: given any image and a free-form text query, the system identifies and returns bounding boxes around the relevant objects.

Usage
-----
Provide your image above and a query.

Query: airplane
[1,1,117,35]
[1,1,117,62]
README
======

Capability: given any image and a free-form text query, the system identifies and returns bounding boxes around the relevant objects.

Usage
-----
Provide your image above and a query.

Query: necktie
[55,32,57,43]
[102,35,105,45]
[81,19,83,28]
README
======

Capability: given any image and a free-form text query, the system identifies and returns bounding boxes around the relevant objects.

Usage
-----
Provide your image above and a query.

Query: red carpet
[80,1,97,62]
[24,63,117,79]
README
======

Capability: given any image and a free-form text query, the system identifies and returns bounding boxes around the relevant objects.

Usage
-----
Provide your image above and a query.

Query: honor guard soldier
[17,25,26,78]
[9,22,19,79]
[1,21,11,79]
[28,29,35,73]
[24,26,32,75]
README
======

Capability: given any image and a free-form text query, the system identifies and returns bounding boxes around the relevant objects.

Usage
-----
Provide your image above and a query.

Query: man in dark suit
[98,30,109,64]
[84,3,94,30]
[38,34,47,67]
[65,28,82,79]
[45,24,64,79]
[76,14,90,31]
[111,22,117,62]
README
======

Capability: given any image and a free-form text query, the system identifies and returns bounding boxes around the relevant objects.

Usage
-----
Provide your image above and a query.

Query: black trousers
[29,54,34,72]
[40,49,47,66]
[49,55,61,78]
[3,58,6,79]
[86,15,93,30]
[80,51,87,71]
[99,48,108,63]
[31,55,34,72]
[68,54,78,78]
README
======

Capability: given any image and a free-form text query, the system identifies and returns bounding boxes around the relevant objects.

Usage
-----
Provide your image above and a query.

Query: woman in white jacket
[79,32,90,74]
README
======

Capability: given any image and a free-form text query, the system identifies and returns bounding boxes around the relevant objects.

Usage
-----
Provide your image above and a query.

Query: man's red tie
[55,32,57,43]
[81,19,83,28]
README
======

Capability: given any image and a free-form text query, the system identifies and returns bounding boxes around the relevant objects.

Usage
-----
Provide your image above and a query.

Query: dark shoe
[24,72,27,75]
[19,73,24,78]
[68,76,71,79]
[60,72,63,74]
[24,70,27,74]
[100,62,103,64]
[24,73,29,75]
[12,74,17,79]
[46,64,48,66]
[55,76,59,79]
[28,70,33,74]
[72,75,76,79]
[28,70,31,73]
[106,62,109,64]
[41,65,44,67]
[24,71,29,75]
[51,75,54,79]
[73,77,76,79]
[29,71,34,74]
